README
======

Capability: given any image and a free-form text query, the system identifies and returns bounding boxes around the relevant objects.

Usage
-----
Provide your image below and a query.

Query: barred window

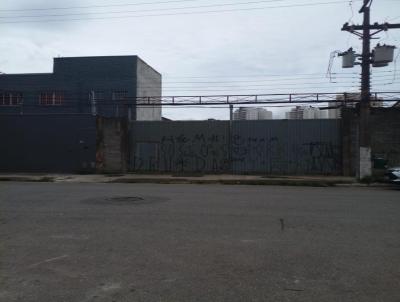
[112,91,128,101]
[39,92,64,106]
[0,92,23,106]
[89,91,105,101]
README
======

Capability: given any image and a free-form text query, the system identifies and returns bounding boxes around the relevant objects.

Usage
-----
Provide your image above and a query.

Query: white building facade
[233,107,273,120]
[285,106,326,120]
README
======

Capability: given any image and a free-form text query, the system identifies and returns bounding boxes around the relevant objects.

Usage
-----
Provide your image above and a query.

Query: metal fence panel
[130,121,230,173]
[0,114,96,172]
[287,120,342,175]
[130,119,342,175]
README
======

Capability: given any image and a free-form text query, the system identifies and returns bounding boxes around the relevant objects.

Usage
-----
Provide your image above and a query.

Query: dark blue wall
[53,56,138,79]
[0,114,96,172]
[0,56,161,118]
[0,56,161,172]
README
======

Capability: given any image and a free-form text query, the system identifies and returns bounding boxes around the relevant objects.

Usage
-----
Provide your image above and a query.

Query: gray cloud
[0,0,84,30]
[0,0,399,119]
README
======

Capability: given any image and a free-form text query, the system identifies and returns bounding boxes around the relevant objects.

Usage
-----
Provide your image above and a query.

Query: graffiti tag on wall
[132,130,341,174]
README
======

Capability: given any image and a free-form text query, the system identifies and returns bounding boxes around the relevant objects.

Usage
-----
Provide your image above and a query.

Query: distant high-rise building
[285,106,323,120]
[285,107,303,120]
[327,93,384,119]
[328,102,342,119]
[233,107,273,120]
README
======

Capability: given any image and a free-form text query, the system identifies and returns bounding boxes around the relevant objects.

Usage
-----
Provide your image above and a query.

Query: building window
[39,92,64,106]
[112,91,128,101]
[89,91,105,101]
[0,92,23,106]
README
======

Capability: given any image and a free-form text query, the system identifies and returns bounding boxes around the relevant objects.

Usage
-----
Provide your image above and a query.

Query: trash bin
[373,157,388,169]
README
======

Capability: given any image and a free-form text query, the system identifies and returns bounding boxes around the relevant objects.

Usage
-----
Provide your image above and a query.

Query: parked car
[384,166,400,184]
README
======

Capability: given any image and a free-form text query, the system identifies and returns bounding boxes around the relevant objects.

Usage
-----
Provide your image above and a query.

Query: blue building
[0,55,162,120]
[0,56,161,173]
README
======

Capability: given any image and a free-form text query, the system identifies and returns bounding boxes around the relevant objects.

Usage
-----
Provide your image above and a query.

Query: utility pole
[341,0,400,179]
[229,104,234,173]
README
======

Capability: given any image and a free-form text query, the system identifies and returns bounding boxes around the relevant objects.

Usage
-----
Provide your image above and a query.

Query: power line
[0,0,291,19]
[163,77,358,84]
[137,103,362,108]
[0,0,212,12]
[146,79,400,89]
[388,15,400,22]
[158,73,400,87]
[0,0,364,13]
[159,84,399,92]
[161,84,400,90]
[159,84,359,90]
[159,86,360,92]
[124,79,400,91]
[161,80,360,87]
[0,1,361,24]
[163,70,392,79]
[347,0,355,24]
[160,83,400,89]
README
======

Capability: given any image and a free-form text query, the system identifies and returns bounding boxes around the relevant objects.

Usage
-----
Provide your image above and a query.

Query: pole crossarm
[342,22,400,34]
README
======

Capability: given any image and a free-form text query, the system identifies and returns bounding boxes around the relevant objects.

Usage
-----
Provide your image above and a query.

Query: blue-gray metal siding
[0,114,96,172]
[130,120,342,175]
[130,121,229,172]
[0,56,161,119]
[232,120,341,174]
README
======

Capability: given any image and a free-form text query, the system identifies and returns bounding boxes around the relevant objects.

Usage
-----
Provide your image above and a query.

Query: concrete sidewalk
[0,173,358,187]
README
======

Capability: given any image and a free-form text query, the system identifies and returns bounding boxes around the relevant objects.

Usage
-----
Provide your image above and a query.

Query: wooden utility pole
[341,0,400,179]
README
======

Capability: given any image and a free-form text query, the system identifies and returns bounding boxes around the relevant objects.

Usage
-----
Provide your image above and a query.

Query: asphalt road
[0,182,399,302]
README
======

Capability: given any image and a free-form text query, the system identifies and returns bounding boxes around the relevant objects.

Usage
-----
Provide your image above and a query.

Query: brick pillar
[341,108,358,176]
[96,117,128,173]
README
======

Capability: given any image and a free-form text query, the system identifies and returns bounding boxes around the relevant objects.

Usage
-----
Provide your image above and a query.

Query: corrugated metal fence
[130,120,342,175]
[0,114,96,172]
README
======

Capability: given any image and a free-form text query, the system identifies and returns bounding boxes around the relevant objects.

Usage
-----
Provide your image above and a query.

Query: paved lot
[0,182,399,302]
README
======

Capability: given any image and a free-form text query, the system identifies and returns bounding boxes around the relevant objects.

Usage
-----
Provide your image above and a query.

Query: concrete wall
[342,107,400,176]
[135,58,162,121]
[96,117,128,173]
[129,120,342,175]
[341,109,358,176]
[370,108,400,170]
[0,114,96,172]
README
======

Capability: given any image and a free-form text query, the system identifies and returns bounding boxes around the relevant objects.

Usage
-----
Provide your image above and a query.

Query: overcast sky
[1,0,399,119]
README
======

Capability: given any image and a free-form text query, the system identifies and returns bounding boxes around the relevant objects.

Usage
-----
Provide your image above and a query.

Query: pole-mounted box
[340,48,357,68]
[373,44,396,64]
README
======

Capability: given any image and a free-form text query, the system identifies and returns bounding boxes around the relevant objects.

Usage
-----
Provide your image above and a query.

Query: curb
[2,175,386,188]
[0,176,55,182]
[109,177,354,187]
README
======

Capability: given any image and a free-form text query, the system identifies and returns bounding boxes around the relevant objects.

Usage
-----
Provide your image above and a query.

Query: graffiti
[157,134,229,172]
[231,135,284,172]
[131,122,342,175]
[132,155,158,172]
[132,134,230,172]
[298,142,341,173]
